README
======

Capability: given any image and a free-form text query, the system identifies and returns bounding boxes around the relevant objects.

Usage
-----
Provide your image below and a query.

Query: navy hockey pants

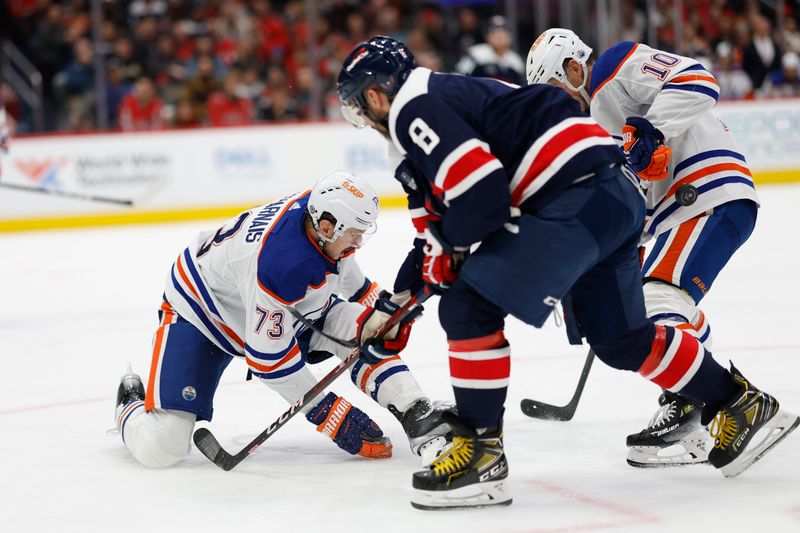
[441,165,655,427]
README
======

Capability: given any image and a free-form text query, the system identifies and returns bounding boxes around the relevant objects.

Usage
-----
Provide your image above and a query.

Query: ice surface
[1,185,798,532]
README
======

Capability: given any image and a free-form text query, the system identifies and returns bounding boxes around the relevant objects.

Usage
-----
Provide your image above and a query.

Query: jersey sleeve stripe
[668,74,718,86]
[246,341,301,373]
[245,340,299,362]
[661,83,719,101]
[433,139,491,188]
[510,119,614,205]
[250,359,305,380]
[446,158,504,200]
[590,42,639,98]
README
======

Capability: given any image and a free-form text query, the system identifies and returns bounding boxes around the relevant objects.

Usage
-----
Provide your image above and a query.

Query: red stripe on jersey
[511,122,610,205]
[650,332,702,390]
[449,355,510,380]
[411,212,441,233]
[638,324,668,377]
[442,146,497,192]
[448,331,507,352]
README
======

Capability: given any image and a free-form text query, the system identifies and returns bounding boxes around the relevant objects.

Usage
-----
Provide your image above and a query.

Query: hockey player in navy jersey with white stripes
[526,29,764,468]
[337,36,798,510]
[114,171,452,468]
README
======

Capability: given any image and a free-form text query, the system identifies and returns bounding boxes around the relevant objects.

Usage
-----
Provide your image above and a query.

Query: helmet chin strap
[565,62,591,110]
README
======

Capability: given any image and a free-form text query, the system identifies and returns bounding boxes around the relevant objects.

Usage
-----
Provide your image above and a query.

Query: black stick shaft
[520,349,595,421]
[0,182,134,206]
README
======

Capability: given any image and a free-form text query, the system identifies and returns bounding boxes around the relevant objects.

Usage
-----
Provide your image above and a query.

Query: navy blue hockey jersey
[387,67,626,248]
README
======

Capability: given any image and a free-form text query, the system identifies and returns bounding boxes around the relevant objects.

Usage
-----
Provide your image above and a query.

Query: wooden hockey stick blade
[520,349,595,421]
[192,287,431,470]
[0,181,134,205]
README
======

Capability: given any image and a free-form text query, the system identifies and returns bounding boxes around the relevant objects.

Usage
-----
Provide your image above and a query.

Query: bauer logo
[182,386,197,401]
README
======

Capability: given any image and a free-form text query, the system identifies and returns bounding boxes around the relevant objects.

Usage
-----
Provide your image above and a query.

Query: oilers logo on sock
[182,386,197,401]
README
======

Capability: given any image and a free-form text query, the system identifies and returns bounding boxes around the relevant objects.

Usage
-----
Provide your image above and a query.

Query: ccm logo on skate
[479,461,507,482]
[734,428,750,450]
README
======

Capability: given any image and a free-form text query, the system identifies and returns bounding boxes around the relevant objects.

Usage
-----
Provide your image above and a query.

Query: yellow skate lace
[432,436,474,477]
[709,410,738,450]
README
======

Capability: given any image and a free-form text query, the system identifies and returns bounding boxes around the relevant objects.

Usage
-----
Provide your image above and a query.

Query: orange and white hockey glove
[622,116,672,181]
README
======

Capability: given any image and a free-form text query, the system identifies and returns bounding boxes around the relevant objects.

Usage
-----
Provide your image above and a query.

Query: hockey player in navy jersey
[338,36,798,509]
[526,29,763,468]
[114,171,452,468]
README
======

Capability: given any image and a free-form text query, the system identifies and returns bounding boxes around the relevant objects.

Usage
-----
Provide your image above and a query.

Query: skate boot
[410,419,511,510]
[704,364,799,478]
[389,399,454,464]
[115,367,146,432]
[626,390,708,467]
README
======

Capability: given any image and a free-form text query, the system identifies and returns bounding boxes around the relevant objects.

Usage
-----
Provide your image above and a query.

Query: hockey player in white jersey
[114,171,451,468]
[526,30,761,467]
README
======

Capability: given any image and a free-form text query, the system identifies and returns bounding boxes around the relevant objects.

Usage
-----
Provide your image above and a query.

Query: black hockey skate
[389,399,454,464]
[626,390,708,468]
[704,364,799,478]
[410,419,511,510]
[115,368,146,425]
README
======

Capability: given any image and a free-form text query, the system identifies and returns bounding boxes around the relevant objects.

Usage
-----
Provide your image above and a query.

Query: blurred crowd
[1,0,800,135]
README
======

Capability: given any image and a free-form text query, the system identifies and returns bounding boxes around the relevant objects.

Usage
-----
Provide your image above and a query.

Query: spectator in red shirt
[118,76,165,131]
[206,71,254,126]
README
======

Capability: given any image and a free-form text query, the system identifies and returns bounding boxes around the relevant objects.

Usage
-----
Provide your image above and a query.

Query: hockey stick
[193,286,431,471]
[520,349,595,421]
[0,181,134,206]
[287,306,357,349]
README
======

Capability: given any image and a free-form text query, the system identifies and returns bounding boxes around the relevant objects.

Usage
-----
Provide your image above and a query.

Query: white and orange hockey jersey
[588,41,759,237]
[163,190,379,403]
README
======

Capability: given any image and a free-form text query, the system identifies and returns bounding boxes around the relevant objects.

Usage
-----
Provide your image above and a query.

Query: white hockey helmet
[307,170,380,244]
[526,28,593,100]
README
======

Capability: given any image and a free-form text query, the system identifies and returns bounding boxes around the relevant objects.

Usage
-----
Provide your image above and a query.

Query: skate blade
[720,410,800,478]
[410,480,512,510]
[627,441,709,468]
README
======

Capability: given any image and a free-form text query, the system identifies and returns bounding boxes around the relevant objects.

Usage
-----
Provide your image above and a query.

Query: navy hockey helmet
[337,36,415,128]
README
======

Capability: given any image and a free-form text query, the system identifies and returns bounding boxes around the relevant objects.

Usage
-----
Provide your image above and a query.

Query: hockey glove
[422,224,468,291]
[357,291,423,365]
[306,392,393,458]
[622,116,672,181]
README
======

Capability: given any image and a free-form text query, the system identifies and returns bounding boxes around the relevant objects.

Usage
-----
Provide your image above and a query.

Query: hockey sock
[350,355,424,412]
[638,324,735,407]
[448,331,510,429]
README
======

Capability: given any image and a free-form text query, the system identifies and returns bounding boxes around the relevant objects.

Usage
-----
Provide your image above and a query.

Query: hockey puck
[675,184,698,206]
